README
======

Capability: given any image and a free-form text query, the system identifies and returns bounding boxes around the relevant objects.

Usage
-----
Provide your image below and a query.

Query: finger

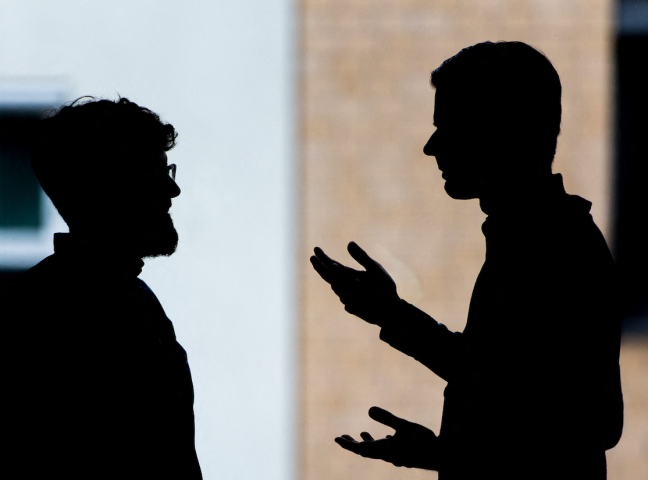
[360,432,375,441]
[335,437,378,458]
[368,406,409,430]
[347,242,380,271]
[310,256,335,284]
[340,434,356,442]
[335,437,360,451]
[313,247,343,270]
[314,248,362,281]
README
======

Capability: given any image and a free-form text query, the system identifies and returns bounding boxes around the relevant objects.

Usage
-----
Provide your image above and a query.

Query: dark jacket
[4,233,202,480]
[380,176,623,480]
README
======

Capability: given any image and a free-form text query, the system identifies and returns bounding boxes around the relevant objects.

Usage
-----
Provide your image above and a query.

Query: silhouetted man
[311,42,623,479]
[5,98,202,479]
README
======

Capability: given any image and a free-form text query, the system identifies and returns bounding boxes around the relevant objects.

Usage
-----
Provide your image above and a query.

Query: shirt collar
[480,173,593,238]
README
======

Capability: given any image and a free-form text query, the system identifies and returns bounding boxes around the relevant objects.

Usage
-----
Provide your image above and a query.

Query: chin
[139,214,179,258]
[444,181,479,200]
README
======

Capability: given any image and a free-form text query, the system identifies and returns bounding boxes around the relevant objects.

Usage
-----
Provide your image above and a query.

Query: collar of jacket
[480,173,593,237]
[53,232,145,278]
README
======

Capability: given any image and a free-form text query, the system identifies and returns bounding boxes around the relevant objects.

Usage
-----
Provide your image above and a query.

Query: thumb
[348,242,380,271]
[368,406,410,431]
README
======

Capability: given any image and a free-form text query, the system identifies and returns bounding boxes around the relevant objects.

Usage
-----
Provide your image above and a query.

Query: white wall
[0,1,297,479]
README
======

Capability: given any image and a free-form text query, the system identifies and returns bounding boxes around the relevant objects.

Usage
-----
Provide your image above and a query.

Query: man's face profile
[82,150,181,258]
[424,88,495,200]
[123,151,181,258]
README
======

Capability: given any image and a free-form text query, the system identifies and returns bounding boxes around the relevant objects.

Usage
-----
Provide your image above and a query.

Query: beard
[138,212,179,258]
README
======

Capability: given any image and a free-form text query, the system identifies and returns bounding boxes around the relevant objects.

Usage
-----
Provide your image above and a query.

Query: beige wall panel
[298,1,627,479]
[606,338,648,479]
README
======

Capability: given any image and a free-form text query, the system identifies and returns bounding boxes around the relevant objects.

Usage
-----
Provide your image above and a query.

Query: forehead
[433,88,484,126]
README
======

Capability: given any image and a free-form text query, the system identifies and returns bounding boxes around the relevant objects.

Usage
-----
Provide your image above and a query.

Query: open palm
[310,242,401,326]
[335,406,439,470]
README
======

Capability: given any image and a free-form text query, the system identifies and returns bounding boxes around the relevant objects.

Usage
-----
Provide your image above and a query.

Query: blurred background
[0,0,646,479]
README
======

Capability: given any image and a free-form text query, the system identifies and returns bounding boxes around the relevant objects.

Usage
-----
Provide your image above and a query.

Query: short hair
[31,97,177,224]
[431,41,562,167]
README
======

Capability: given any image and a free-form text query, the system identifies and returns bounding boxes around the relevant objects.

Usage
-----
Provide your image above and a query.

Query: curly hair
[31,96,177,224]
[431,41,562,168]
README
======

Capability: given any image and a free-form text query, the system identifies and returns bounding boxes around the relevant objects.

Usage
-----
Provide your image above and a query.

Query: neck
[67,227,143,260]
[478,173,557,215]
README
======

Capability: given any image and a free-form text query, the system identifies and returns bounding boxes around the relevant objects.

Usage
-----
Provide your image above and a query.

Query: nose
[166,176,181,198]
[423,131,438,156]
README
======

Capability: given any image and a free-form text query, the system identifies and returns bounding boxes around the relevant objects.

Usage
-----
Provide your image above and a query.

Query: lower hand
[335,407,440,470]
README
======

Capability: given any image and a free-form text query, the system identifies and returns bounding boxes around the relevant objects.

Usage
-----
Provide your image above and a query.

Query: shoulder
[556,198,613,266]
[134,278,163,306]
[531,193,612,261]
[133,278,178,338]
[3,255,59,305]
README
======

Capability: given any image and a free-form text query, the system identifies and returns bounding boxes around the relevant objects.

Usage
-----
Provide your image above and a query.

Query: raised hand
[335,407,440,470]
[310,242,401,326]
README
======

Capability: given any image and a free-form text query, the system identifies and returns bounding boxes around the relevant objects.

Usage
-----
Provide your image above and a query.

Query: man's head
[423,41,562,200]
[31,97,181,258]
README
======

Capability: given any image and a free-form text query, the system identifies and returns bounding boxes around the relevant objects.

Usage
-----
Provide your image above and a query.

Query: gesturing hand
[335,407,439,470]
[310,242,401,327]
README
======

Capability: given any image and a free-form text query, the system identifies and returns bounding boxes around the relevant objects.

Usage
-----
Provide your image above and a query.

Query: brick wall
[297,2,646,479]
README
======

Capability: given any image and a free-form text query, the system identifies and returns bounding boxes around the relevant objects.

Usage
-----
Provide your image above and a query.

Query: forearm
[379,299,461,382]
